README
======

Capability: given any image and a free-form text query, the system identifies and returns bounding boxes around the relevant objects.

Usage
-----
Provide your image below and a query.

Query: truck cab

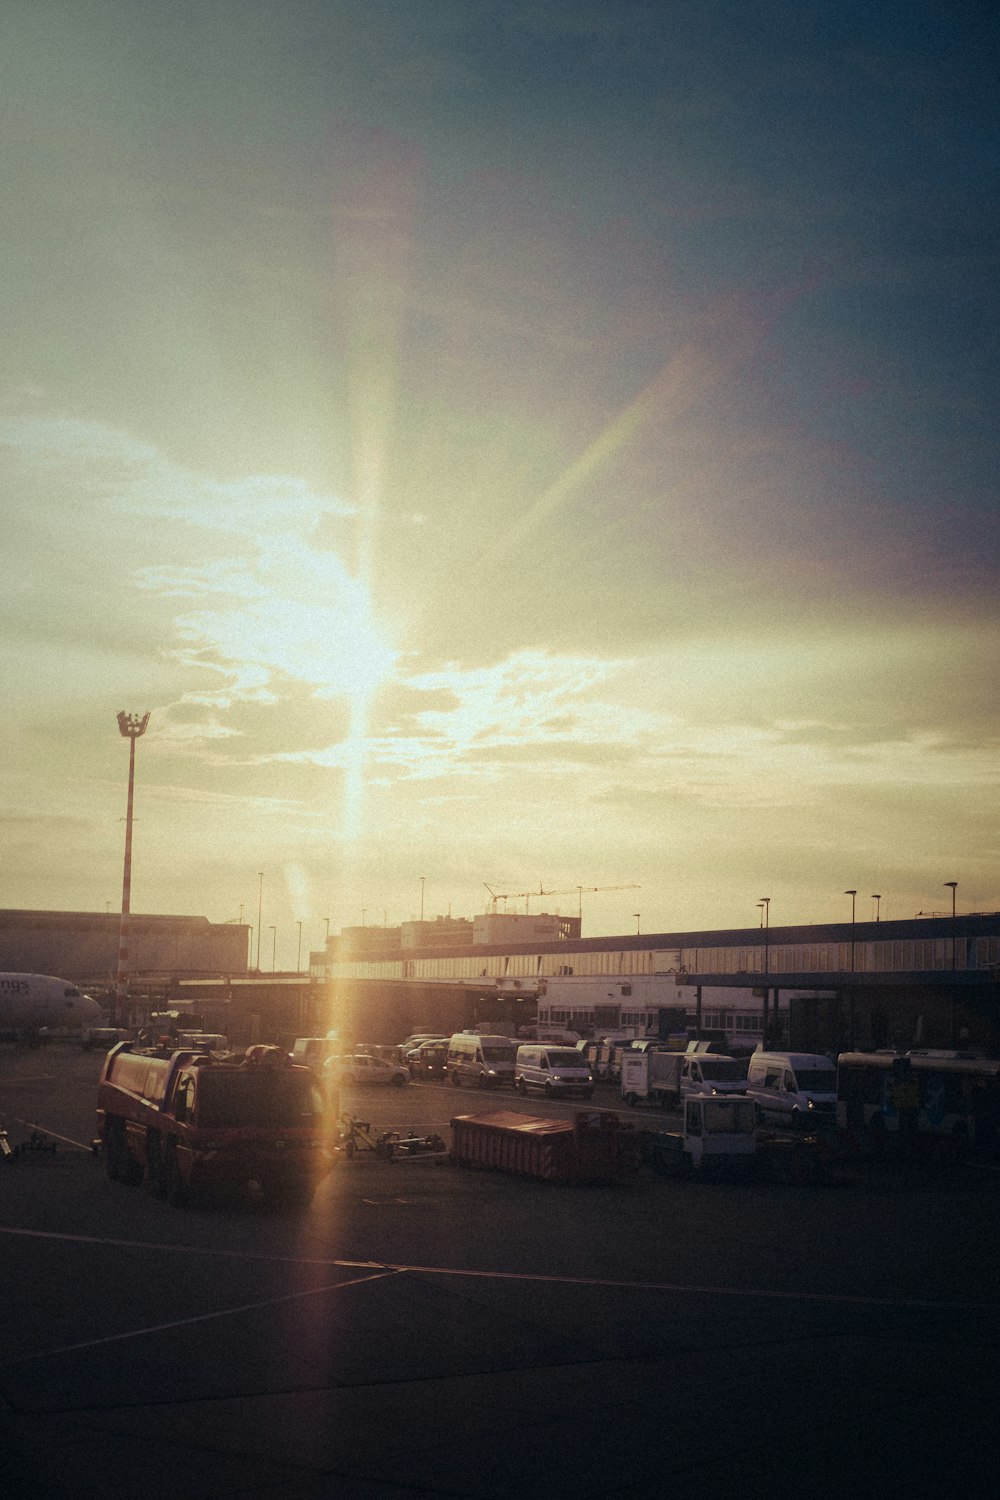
[646,1095,757,1176]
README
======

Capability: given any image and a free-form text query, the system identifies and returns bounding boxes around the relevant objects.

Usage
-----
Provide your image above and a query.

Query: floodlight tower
[115,711,150,1021]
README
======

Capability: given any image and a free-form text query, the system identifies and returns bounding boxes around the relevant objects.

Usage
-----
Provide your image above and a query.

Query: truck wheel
[107,1121,143,1186]
[624,1092,638,1108]
[267,1177,314,1212]
[161,1140,189,1207]
[104,1120,125,1181]
[390,1073,406,1087]
[146,1132,167,1197]
[516,1078,527,1095]
[451,1071,461,1087]
[544,1082,554,1098]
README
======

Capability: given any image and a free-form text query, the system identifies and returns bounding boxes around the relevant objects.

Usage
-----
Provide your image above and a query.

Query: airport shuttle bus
[837,1050,1000,1158]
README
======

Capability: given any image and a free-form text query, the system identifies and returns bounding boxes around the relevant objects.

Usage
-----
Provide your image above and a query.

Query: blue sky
[1,2,996,964]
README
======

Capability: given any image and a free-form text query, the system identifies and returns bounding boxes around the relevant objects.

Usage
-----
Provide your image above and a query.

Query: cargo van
[447,1032,517,1089]
[515,1044,594,1099]
[746,1051,837,1127]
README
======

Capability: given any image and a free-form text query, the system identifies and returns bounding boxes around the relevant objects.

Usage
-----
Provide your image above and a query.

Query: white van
[515,1044,594,1099]
[447,1033,518,1089]
[746,1051,838,1126]
[682,1053,749,1098]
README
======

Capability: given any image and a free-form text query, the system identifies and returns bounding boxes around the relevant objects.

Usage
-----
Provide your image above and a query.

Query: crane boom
[485,881,640,915]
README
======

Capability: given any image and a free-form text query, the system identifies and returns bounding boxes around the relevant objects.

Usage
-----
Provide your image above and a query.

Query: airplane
[0,973,103,1043]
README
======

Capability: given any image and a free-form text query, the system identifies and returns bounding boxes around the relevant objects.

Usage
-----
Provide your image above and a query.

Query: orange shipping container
[450,1109,636,1182]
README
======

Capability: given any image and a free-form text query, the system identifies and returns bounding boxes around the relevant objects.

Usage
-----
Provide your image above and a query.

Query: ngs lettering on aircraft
[0,973,102,1040]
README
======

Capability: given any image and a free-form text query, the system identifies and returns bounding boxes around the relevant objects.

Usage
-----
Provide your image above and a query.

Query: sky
[2,1,998,967]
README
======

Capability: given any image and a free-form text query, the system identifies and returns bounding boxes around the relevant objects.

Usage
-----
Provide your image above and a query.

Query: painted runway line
[0,1223,996,1312]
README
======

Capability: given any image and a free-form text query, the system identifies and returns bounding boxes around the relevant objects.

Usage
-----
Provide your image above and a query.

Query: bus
[836,1050,1000,1158]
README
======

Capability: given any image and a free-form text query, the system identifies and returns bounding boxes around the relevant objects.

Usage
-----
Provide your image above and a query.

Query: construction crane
[540,884,641,920]
[485,882,640,917]
[483,884,510,914]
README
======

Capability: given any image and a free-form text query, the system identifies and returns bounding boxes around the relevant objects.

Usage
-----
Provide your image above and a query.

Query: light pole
[634,913,640,935]
[420,876,426,923]
[115,710,149,1024]
[758,897,771,1044]
[256,871,264,971]
[844,889,858,1044]
[269,925,276,973]
[296,919,303,973]
[871,894,881,922]
[944,881,958,970]
[324,917,330,945]
[758,897,770,971]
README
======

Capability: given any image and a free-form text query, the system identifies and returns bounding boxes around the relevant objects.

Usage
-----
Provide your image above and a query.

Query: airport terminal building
[0,910,250,995]
[4,906,999,1055]
[310,910,1000,1055]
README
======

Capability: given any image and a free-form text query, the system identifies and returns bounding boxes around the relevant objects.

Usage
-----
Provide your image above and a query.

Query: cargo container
[450,1109,638,1182]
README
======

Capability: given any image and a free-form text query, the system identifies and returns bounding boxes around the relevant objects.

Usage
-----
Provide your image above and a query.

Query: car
[326,1053,409,1087]
[408,1040,450,1079]
[399,1033,449,1055]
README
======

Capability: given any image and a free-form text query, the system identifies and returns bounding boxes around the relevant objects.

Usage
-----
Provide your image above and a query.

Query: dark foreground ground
[1,1045,998,1499]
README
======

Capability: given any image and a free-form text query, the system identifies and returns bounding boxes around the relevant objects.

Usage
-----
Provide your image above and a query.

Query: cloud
[3,413,355,537]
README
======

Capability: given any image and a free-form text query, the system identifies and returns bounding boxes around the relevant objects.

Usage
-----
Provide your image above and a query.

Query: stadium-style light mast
[115,711,150,1023]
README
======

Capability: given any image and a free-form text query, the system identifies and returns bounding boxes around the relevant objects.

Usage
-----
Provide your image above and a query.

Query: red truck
[97,1042,332,1209]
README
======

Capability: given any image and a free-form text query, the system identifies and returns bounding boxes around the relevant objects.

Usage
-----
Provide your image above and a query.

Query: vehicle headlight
[487,1069,497,1076]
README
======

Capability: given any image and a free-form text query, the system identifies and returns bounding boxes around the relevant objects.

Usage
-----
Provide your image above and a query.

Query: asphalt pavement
[1,1045,998,1499]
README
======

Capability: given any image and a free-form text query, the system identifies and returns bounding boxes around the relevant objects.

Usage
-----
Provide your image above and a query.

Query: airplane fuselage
[0,973,103,1034]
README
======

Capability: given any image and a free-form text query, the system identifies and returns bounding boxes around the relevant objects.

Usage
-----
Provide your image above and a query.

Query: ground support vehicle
[450,1109,641,1183]
[336,1114,384,1157]
[1,1126,57,1162]
[641,1096,757,1177]
[337,1114,446,1160]
[382,1129,447,1160]
[174,1030,229,1052]
[97,1042,331,1209]
[621,1049,748,1108]
[81,1026,131,1052]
